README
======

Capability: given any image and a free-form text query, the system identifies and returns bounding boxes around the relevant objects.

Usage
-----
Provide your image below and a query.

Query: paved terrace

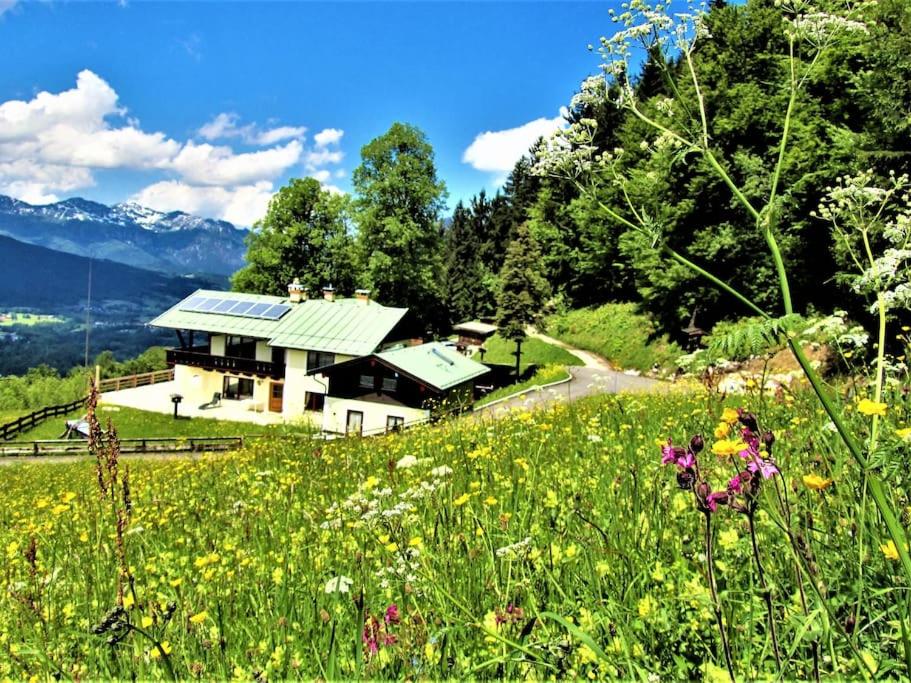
[100,380,292,425]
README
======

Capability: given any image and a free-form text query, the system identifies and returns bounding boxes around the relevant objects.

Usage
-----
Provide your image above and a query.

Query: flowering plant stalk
[534,1,911,672]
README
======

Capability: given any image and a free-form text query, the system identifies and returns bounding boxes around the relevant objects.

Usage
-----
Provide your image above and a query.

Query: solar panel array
[179,295,292,321]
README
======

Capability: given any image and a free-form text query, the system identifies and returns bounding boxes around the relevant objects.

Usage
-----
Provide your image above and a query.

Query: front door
[269,382,284,413]
[346,410,364,435]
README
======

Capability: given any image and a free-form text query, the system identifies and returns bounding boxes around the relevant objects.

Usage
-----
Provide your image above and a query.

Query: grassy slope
[472,333,583,371]
[14,406,313,441]
[546,303,682,372]
[0,388,896,680]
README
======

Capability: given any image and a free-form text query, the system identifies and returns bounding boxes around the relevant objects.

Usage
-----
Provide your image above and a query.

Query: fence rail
[0,435,248,458]
[0,397,88,441]
[98,369,174,393]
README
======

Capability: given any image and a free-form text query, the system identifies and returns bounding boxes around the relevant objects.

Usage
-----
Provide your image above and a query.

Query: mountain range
[0,195,249,276]
[0,233,220,310]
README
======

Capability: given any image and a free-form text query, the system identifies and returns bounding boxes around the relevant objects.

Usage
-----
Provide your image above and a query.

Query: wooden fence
[0,435,248,458]
[97,369,174,393]
[0,397,87,441]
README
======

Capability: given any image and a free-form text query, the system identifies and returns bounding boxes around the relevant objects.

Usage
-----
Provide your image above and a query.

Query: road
[472,329,664,418]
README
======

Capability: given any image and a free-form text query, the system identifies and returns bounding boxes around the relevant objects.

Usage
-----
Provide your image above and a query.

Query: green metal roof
[150,289,409,355]
[376,342,490,391]
[148,289,289,339]
[268,298,408,356]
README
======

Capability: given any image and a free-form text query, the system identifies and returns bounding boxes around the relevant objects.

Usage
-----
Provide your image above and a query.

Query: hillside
[0,195,248,276]
[0,233,218,309]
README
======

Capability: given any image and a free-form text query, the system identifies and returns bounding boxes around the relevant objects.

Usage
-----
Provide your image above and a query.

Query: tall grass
[0,387,906,679]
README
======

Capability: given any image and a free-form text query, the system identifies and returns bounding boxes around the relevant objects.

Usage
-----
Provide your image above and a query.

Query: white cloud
[0,0,18,18]
[304,147,343,169]
[131,180,275,227]
[462,112,566,176]
[170,139,303,186]
[313,127,344,148]
[197,112,306,146]
[0,70,346,224]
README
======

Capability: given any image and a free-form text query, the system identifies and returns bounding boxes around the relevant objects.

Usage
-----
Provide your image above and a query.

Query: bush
[546,303,681,372]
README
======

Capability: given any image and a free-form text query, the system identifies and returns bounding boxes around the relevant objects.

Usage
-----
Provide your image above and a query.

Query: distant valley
[0,195,249,277]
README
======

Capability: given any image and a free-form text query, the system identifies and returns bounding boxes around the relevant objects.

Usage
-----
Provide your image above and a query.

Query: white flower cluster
[494,536,534,559]
[802,310,869,349]
[817,170,911,315]
[320,465,454,531]
[784,8,868,46]
[376,547,422,590]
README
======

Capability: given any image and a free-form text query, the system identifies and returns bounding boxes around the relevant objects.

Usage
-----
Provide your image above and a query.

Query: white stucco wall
[282,350,353,417]
[322,396,428,435]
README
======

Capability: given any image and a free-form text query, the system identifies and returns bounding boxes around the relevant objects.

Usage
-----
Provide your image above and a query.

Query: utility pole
[84,258,92,369]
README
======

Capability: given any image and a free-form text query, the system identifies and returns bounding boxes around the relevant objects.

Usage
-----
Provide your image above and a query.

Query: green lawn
[0,312,65,327]
[472,333,583,371]
[474,365,571,408]
[14,406,315,441]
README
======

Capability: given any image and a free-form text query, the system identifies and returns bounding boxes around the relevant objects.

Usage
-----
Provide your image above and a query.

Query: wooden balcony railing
[166,349,285,379]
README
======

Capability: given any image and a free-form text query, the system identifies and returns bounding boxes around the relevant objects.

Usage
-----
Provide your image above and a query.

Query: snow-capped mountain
[0,195,248,276]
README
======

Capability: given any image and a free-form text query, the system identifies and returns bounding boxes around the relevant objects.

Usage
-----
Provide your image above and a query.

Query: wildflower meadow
[2,380,909,680]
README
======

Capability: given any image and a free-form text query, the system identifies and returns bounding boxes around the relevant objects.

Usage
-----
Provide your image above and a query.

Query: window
[307,350,336,371]
[225,336,257,359]
[304,392,325,412]
[223,376,254,400]
[381,376,398,393]
[386,416,405,433]
[271,346,285,366]
[359,374,374,390]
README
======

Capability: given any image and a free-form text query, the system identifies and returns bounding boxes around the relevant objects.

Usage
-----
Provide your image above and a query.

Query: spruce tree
[496,223,551,379]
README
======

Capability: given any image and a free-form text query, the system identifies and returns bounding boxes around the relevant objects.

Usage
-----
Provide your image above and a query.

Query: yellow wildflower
[713,422,730,439]
[857,399,887,417]
[881,540,900,561]
[453,493,471,507]
[896,427,911,440]
[720,407,739,424]
[189,611,208,625]
[803,474,833,491]
[711,439,747,457]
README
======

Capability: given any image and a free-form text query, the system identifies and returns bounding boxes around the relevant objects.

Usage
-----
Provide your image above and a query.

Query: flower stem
[704,512,736,681]
[748,511,782,672]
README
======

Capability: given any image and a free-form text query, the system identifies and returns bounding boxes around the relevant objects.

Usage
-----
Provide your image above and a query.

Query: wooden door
[346,410,363,435]
[269,382,284,413]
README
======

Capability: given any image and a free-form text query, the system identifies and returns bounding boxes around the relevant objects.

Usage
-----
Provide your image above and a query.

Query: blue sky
[0,1,620,224]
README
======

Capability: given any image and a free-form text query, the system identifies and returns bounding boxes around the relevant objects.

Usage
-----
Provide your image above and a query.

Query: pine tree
[496,223,551,379]
[443,202,488,322]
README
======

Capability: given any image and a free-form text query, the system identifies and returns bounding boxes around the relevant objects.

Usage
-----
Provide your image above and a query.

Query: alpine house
[149,281,490,434]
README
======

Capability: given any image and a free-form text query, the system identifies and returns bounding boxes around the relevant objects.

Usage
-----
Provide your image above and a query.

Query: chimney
[322,285,335,302]
[287,278,307,303]
[355,288,371,304]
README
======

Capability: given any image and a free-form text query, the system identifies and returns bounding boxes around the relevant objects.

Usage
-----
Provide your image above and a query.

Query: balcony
[167,348,285,379]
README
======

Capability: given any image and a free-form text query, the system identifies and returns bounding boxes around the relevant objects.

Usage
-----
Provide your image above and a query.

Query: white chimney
[322,285,335,302]
[288,278,307,303]
[355,288,371,304]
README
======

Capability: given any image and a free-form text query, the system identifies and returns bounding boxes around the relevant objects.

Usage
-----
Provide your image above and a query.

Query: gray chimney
[322,285,335,302]
[355,288,371,304]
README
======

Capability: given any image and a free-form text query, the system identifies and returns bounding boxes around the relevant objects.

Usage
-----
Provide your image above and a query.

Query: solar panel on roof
[246,302,272,317]
[262,304,292,320]
[228,301,254,315]
[197,298,219,312]
[213,298,238,313]
[179,295,206,311]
